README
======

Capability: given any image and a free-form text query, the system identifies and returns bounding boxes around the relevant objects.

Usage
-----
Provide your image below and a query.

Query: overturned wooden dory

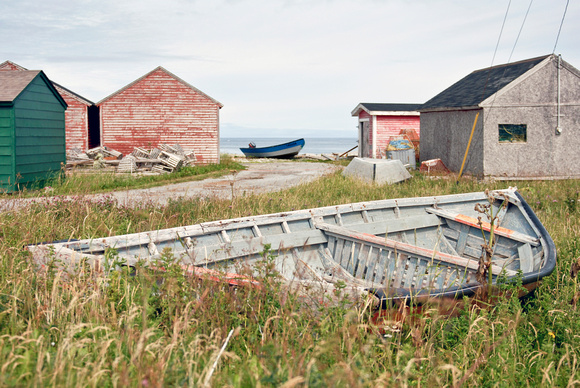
[28,188,555,305]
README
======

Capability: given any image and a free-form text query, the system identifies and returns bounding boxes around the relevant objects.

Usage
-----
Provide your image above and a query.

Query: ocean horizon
[220,137,358,156]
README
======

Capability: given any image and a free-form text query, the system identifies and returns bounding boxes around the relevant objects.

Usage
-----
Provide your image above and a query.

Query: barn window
[499,124,527,143]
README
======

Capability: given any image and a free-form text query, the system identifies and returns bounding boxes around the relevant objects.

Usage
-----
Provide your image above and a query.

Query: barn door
[358,120,370,158]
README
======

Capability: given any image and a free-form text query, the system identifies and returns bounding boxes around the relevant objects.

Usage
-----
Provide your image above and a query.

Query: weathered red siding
[54,85,90,150]
[98,68,222,164]
[374,115,420,158]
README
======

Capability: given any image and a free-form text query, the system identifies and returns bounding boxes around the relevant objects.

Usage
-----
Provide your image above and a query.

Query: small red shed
[0,60,95,151]
[351,103,421,159]
[97,67,223,164]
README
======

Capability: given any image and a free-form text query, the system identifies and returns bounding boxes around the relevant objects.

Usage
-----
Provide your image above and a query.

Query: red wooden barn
[351,103,421,159]
[97,67,223,164]
[0,60,96,151]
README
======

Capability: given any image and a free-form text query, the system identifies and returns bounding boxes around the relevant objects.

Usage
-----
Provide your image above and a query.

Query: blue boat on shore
[240,138,305,159]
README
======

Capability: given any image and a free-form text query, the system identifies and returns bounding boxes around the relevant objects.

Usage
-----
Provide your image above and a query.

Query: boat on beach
[240,138,305,159]
[28,188,555,307]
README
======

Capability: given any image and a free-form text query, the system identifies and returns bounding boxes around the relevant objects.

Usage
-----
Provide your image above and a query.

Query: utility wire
[508,0,533,63]
[552,0,569,53]
[481,0,512,101]
[490,0,511,67]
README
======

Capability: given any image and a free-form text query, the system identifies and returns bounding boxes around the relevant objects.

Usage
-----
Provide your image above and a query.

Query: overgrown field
[1,167,579,387]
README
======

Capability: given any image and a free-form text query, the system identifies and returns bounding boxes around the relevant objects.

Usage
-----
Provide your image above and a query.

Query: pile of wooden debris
[66,144,196,174]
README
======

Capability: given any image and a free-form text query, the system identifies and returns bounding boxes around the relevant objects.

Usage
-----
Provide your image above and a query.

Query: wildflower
[548,331,555,339]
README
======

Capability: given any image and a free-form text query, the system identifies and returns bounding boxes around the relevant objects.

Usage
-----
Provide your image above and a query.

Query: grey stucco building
[420,54,580,179]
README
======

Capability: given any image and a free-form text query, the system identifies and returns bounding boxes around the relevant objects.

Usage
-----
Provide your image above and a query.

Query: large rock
[343,157,412,184]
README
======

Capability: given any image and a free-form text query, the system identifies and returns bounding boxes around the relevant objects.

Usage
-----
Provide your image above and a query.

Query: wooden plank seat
[315,222,517,278]
[425,207,539,246]
[340,214,442,236]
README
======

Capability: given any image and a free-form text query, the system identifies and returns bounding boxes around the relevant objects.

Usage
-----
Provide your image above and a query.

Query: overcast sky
[1,0,578,138]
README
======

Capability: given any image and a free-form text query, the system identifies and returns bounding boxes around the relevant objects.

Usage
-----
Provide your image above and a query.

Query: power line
[479,0,512,101]
[508,0,533,63]
[552,0,569,53]
[490,0,511,68]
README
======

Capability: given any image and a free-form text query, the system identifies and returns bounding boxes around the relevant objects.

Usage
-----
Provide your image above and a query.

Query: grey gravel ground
[0,161,341,211]
[107,160,340,206]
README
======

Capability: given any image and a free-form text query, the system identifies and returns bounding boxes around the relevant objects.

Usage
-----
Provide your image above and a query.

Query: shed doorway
[358,120,370,158]
[87,105,100,149]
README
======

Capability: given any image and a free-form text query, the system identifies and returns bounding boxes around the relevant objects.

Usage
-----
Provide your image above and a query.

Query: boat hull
[240,138,305,159]
[28,189,556,305]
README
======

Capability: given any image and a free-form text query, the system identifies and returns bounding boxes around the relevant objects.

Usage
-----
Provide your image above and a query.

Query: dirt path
[0,161,341,211]
[107,160,340,206]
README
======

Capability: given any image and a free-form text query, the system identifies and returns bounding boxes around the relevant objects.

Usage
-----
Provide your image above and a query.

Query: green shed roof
[0,70,67,108]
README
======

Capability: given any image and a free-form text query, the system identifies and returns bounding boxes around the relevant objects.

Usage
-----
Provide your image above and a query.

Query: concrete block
[343,157,412,184]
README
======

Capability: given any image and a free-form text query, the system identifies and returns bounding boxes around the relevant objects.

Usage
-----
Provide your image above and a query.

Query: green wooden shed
[0,70,67,193]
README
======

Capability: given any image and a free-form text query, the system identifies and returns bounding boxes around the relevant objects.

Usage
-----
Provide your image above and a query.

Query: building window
[499,124,527,143]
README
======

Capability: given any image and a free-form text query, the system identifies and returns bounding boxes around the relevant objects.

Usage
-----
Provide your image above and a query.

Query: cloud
[1,0,578,136]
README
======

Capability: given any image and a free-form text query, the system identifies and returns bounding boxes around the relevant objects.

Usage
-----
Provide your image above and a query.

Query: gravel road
[108,160,340,206]
[0,161,341,211]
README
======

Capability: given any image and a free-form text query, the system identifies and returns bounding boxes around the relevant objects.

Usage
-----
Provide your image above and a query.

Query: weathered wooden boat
[240,138,305,159]
[28,188,555,306]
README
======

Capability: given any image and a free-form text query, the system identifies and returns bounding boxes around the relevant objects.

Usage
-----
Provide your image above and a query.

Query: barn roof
[421,54,552,112]
[97,66,224,107]
[52,81,94,105]
[0,70,67,108]
[351,103,422,116]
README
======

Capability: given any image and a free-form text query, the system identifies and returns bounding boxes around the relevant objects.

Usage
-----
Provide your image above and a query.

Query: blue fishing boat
[240,138,305,159]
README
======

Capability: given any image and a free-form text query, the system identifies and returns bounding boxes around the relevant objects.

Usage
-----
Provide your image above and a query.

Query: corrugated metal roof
[421,54,552,111]
[0,70,40,102]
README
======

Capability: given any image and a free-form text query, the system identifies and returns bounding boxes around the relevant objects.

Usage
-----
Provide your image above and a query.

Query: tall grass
[1,169,580,386]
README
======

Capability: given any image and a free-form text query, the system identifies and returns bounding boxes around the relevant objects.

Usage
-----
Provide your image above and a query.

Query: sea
[220,137,358,156]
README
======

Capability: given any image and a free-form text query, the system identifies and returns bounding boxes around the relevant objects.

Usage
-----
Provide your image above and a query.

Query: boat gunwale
[33,190,507,252]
